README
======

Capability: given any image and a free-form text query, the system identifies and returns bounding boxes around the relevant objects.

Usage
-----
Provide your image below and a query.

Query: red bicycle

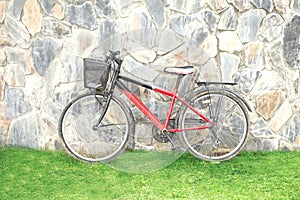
[59,51,252,162]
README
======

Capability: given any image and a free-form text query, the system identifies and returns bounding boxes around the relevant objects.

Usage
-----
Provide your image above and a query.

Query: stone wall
[0,0,300,151]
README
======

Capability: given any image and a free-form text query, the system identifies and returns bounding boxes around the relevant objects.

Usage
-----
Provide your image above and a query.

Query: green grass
[0,148,299,200]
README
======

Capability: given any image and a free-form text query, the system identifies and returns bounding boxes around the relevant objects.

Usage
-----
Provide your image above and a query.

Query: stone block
[227,0,251,12]
[42,17,72,39]
[0,1,6,23]
[5,47,35,74]
[280,116,300,143]
[8,112,44,148]
[269,100,293,132]
[40,0,65,20]
[122,56,159,82]
[5,15,31,48]
[4,64,25,87]
[290,0,300,12]
[283,15,300,69]
[237,9,266,42]
[32,38,62,76]
[0,49,6,65]
[95,0,118,19]
[145,0,166,29]
[0,74,4,100]
[8,0,25,20]
[218,6,238,30]
[5,88,31,119]
[252,118,273,137]
[0,27,15,47]
[251,0,274,12]
[66,1,97,30]
[22,0,43,36]
[233,67,261,94]
[257,14,284,42]
[256,91,282,120]
[217,31,243,53]
[220,52,240,82]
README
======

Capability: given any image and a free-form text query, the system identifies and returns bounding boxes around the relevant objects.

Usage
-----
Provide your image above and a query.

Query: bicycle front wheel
[179,89,249,162]
[59,93,132,162]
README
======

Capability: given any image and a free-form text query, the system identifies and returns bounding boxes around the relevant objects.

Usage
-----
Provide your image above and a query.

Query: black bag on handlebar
[83,58,111,91]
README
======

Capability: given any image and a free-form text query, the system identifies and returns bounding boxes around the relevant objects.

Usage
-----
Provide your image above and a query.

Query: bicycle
[59,50,252,163]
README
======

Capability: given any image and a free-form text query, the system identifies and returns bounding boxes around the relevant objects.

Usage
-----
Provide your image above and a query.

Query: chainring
[152,119,175,143]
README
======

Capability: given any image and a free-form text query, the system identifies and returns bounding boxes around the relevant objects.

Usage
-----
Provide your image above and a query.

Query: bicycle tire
[59,93,133,162]
[178,89,249,162]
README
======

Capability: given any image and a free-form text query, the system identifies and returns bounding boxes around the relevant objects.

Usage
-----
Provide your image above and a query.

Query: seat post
[174,74,183,91]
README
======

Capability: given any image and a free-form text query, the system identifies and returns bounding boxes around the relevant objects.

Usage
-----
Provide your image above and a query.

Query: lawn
[0,148,299,200]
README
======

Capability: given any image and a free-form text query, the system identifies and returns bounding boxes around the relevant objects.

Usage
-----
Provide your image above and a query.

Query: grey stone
[40,0,65,19]
[209,0,230,13]
[4,64,25,87]
[42,17,72,38]
[257,14,284,42]
[291,0,300,11]
[8,0,25,20]
[0,26,15,47]
[116,0,143,17]
[4,15,31,48]
[95,0,118,19]
[169,0,187,13]
[40,0,57,14]
[197,9,219,31]
[185,0,207,14]
[245,138,279,151]
[97,19,122,53]
[227,0,251,12]
[67,0,87,5]
[268,41,285,73]
[145,0,165,29]
[233,67,261,94]
[252,118,273,137]
[155,30,186,55]
[122,56,159,82]
[283,15,300,69]
[220,52,240,82]
[189,27,209,47]
[8,112,43,148]
[41,101,61,124]
[218,6,238,31]
[280,116,300,143]
[53,82,80,107]
[197,58,222,82]
[5,47,34,74]
[66,2,97,30]
[0,49,6,65]
[251,0,274,12]
[32,38,62,76]
[237,9,266,42]
[5,88,31,119]
[169,14,188,36]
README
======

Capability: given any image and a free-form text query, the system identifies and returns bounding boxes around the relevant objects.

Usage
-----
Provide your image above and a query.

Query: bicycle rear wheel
[59,93,132,162]
[179,89,249,162]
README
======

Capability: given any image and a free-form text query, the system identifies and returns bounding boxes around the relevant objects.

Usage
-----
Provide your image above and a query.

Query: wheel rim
[181,92,248,161]
[60,94,129,162]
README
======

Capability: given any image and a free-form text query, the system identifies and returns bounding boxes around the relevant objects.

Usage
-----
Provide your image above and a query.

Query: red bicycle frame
[116,75,214,133]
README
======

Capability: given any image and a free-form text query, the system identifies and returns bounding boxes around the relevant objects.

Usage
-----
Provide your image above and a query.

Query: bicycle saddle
[164,66,194,75]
